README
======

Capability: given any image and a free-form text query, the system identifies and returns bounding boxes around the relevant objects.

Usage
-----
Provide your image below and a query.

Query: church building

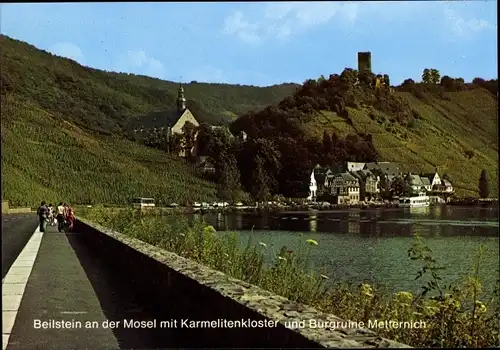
[131,84,200,157]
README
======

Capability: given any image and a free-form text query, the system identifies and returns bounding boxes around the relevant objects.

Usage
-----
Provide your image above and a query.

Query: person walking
[36,201,49,233]
[65,205,75,233]
[56,202,65,233]
[47,203,55,226]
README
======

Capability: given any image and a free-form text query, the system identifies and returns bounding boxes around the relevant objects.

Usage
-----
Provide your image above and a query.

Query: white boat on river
[398,195,430,208]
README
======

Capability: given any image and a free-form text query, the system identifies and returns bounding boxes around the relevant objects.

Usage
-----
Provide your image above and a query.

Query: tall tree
[440,75,455,90]
[215,151,241,202]
[430,69,441,84]
[478,169,489,198]
[250,138,281,193]
[383,74,390,88]
[195,122,214,156]
[237,138,281,195]
[181,121,198,158]
[391,176,411,197]
[422,69,432,84]
[251,156,270,202]
[275,137,311,198]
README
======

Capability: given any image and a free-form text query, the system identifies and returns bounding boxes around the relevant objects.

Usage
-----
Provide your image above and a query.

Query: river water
[190,205,499,296]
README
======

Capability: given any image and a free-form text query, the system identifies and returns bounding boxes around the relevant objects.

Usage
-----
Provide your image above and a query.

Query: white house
[421,171,442,189]
[307,170,317,201]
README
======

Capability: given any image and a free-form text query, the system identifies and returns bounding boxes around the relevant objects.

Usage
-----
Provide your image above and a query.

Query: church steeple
[177,83,186,113]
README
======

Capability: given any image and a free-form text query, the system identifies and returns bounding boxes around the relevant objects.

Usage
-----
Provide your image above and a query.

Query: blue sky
[1,1,497,87]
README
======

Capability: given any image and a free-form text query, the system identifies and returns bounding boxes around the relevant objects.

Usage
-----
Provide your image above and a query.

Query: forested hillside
[0,35,298,133]
[0,35,297,206]
[230,70,498,197]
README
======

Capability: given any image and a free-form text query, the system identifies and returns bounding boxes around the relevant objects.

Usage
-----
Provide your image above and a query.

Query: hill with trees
[228,69,498,198]
[0,35,296,206]
[1,34,497,204]
[0,35,298,133]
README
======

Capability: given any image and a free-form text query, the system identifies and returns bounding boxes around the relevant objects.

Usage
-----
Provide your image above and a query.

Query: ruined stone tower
[357,52,372,74]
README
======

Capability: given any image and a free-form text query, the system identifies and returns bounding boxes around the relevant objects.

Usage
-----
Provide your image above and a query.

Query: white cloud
[267,2,358,29]
[49,42,85,64]
[223,2,359,43]
[115,50,166,78]
[223,2,493,44]
[223,11,261,44]
[444,7,492,39]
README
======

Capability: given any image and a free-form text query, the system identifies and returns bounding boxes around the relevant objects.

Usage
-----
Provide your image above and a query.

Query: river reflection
[188,205,499,294]
[192,205,499,237]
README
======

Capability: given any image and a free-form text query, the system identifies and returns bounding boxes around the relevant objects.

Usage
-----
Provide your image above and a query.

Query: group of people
[36,201,75,233]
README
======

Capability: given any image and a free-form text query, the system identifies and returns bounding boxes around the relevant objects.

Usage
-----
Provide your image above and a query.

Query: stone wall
[74,218,409,348]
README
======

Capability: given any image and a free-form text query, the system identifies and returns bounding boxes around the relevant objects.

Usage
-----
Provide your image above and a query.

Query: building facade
[330,173,360,204]
[131,84,200,157]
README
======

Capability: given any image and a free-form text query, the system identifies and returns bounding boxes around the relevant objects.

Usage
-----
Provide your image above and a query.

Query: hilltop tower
[177,83,187,112]
[357,52,372,74]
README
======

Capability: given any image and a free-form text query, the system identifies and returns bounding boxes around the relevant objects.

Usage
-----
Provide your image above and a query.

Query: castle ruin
[357,52,372,74]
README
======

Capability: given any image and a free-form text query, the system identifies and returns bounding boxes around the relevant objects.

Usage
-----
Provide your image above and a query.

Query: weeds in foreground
[81,207,499,348]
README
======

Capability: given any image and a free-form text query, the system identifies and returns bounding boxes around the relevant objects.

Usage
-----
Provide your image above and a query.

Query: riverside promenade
[2,216,172,349]
[2,214,409,349]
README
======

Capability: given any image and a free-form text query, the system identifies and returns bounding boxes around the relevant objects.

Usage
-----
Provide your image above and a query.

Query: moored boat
[398,195,430,208]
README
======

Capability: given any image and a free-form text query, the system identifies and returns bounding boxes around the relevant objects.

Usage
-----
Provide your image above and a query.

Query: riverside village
[2,3,498,349]
[128,83,457,211]
[127,53,458,211]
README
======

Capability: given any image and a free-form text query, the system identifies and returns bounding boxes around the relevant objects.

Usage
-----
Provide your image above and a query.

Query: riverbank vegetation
[80,207,499,348]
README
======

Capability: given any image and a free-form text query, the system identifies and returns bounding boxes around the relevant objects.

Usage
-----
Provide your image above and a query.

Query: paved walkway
[2,213,38,279]
[3,219,176,349]
[3,223,120,350]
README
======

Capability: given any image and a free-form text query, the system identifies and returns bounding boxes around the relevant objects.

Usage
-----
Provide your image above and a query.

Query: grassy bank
[80,207,499,348]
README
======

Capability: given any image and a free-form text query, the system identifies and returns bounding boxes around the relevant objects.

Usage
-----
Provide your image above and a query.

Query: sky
[0,1,497,87]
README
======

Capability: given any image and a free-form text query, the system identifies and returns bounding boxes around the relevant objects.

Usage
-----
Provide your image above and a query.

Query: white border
[2,226,44,350]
